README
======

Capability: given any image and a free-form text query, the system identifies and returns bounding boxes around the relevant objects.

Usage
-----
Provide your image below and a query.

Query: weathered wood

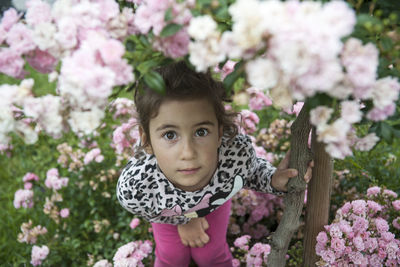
[302,129,333,266]
[267,105,312,267]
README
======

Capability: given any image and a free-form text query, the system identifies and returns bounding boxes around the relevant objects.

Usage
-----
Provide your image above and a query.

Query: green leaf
[223,61,243,92]
[160,23,182,38]
[143,71,166,94]
[125,40,136,52]
[377,122,393,143]
[380,36,393,51]
[164,7,173,22]
[137,60,160,74]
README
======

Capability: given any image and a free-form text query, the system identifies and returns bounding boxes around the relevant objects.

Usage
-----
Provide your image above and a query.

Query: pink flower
[1,8,20,31]
[234,235,251,250]
[13,189,34,209]
[239,109,260,134]
[392,200,400,211]
[338,220,352,235]
[23,172,39,182]
[320,249,336,264]
[316,232,328,245]
[353,235,365,251]
[30,245,49,266]
[351,200,367,215]
[84,148,104,165]
[383,189,398,198]
[340,202,352,215]
[60,208,70,218]
[232,259,240,267]
[247,88,273,111]
[367,200,382,214]
[331,237,345,253]
[367,186,381,197]
[129,218,140,229]
[365,237,378,253]
[375,218,389,233]
[367,103,396,121]
[0,48,26,78]
[392,217,400,230]
[26,49,58,74]
[24,182,33,190]
[152,29,190,58]
[45,168,68,191]
[6,23,36,55]
[113,241,153,266]
[25,0,52,27]
[353,216,368,233]
[329,224,343,238]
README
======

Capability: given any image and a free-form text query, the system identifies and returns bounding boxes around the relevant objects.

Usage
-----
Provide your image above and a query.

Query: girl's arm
[177,217,210,248]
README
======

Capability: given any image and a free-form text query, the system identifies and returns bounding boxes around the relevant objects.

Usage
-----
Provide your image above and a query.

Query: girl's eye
[163,131,177,140]
[195,128,209,137]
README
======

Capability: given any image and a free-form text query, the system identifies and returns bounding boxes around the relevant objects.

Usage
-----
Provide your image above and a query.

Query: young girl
[116,61,312,267]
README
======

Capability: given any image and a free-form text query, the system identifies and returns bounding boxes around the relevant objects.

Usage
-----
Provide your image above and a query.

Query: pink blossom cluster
[232,235,271,266]
[83,148,104,165]
[112,118,140,155]
[0,0,136,143]
[316,186,400,266]
[134,0,192,58]
[0,79,41,146]
[130,218,141,229]
[30,245,49,266]
[18,220,47,244]
[230,189,283,239]
[93,259,113,267]
[247,87,273,111]
[109,98,136,120]
[22,172,39,190]
[186,0,400,159]
[44,168,68,191]
[13,189,34,209]
[239,110,260,134]
[113,240,153,267]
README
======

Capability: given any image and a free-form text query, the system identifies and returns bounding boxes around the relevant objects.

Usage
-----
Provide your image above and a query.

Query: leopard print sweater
[116,134,283,225]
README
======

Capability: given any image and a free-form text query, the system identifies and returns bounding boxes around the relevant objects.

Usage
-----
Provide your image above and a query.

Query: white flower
[33,22,58,51]
[341,101,362,124]
[371,76,400,108]
[355,133,379,151]
[245,58,278,90]
[188,15,217,41]
[310,106,333,126]
[68,108,105,135]
[317,119,350,143]
[23,95,64,139]
[229,0,266,50]
[189,36,225,72]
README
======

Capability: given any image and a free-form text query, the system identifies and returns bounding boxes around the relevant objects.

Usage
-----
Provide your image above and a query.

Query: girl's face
[145,98,222,192]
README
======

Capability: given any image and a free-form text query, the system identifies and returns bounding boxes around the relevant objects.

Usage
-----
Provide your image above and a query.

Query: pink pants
[151,200,233,267]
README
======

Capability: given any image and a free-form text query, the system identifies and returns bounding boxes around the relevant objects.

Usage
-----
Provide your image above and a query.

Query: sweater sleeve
[116,158,190,225]
[241,136,285,196]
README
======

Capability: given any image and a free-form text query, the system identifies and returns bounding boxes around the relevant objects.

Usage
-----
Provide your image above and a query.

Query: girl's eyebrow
[155,121,215,132]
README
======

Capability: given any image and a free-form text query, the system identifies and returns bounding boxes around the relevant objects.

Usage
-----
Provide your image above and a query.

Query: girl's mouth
[178,168,200,175]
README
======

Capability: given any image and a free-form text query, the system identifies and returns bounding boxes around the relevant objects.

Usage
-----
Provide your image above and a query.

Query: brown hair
[134,61,238,149]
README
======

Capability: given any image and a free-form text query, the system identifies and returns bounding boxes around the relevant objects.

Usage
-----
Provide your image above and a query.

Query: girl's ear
[139,126,153,154]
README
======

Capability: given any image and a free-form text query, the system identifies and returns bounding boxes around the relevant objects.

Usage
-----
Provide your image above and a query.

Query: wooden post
[302,129,333,266]
[267,105,312,267]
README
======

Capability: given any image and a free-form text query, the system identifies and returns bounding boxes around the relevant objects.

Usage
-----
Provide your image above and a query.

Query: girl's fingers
[200,233,210,244]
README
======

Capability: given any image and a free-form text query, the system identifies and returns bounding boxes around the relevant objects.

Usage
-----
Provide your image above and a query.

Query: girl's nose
[180,138,196,160]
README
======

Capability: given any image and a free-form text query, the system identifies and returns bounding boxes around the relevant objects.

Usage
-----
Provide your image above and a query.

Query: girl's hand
[271,150,313,192]
[177,217,210,248]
